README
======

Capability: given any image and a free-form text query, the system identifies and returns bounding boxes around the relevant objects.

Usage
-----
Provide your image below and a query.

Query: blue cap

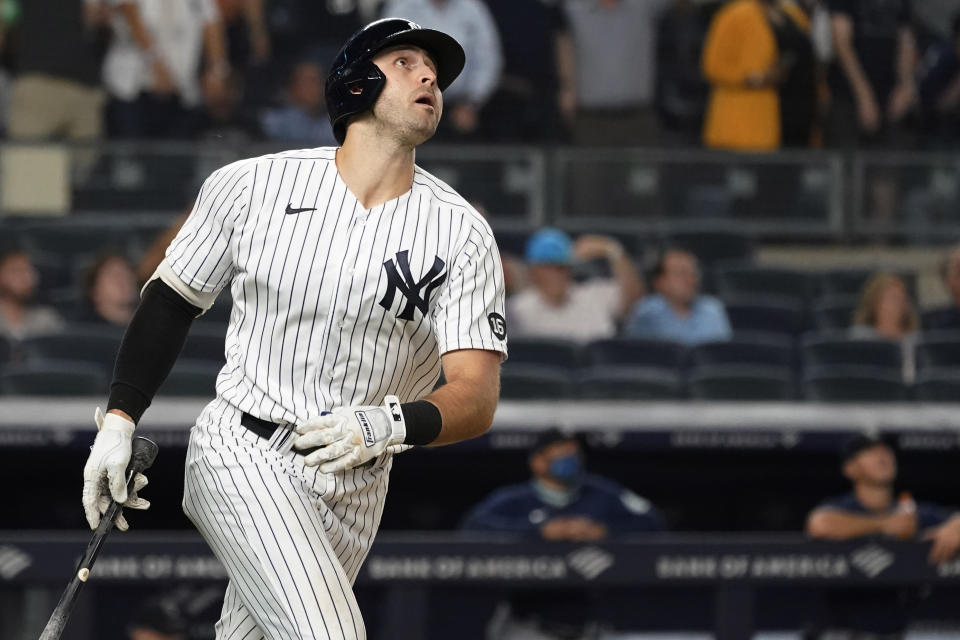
[525,228,573,265]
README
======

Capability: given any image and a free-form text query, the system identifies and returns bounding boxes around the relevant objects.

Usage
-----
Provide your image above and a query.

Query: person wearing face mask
[459,430,664,639]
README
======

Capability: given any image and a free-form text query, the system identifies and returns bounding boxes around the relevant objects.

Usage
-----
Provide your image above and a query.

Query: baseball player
[81,18,507,640]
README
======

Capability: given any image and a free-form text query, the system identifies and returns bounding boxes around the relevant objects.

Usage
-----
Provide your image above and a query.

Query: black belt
[241,412,320,456]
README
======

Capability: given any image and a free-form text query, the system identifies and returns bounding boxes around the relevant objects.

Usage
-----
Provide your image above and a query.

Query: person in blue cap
[509,228,643,342]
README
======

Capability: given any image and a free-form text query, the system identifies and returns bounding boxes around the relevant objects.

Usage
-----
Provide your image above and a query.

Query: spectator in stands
[625,248,732,345]
[260,60,336,145]
[380,0,502,138]
[917,11,960,147]
[217,0,271,70]
[196,68,263,143]
[508,229,644,342]
[925,243,960,330]
[806,434,960,636]
[103,0,231,138]
[461,429,664,639]
[7,0,109,144]
[850,273,919,381]
[74,253,138,328]
[0,244,63,341]
[481,0,575,142]
[655,0,712,144]
[826,0,917,147]
[563,0,671,146]
[701,0,817,150]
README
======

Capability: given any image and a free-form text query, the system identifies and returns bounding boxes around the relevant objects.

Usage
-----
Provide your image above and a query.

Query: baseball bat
[38,436,159,640]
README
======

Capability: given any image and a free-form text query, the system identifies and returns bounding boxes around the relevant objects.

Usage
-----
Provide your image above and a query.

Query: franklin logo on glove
[356,410,376,447]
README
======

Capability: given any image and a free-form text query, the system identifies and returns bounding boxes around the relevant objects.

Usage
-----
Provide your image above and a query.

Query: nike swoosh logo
[285,204,317,215]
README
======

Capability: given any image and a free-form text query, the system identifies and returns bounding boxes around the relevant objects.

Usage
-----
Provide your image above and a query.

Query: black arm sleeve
[107,279,202,423]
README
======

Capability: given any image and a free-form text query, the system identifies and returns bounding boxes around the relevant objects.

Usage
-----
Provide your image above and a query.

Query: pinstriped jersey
[165,146,508,425]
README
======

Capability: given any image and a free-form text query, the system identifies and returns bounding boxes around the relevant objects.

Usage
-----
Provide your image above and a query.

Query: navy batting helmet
[325,18,465,144]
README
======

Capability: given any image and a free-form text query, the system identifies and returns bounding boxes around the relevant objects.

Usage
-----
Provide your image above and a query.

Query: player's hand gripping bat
[38,436,159,640]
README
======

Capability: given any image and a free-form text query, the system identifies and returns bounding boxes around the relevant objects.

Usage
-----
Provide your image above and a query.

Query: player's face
[847,444,897,486]
[370,46,443,145]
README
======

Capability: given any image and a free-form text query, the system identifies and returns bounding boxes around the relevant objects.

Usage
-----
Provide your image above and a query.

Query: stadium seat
[662,229,755,268]
[811,296,858,331]
[687,364,794,400]
[687,333,793,368]
[922,306,960,331]
[724,297,807,337]
[506,338,582,370]
[914,370,960,402]
[157,360,223,397]
[801,335,902,372]
[576,366,682,400]
[584,338,685,370]
[0,361,109,396]
[817,268,917,300]
[182,324,228,363]
[0,335,11,365]
[714,265,813,307]
[803,366,908,402]
[21,325,124,371]
[500,365,575,399]
[914,332,960,372]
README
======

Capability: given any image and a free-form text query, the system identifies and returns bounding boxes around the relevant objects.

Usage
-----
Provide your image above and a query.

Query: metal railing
[3,142,960,241]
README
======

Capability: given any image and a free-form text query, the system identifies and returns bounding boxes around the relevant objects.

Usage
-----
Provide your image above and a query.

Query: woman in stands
[850,273,919,381]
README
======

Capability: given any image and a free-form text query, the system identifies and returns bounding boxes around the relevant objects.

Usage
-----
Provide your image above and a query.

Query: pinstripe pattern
[170,147,507,639]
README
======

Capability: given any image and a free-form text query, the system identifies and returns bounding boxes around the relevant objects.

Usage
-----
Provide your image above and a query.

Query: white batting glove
[293,396,406,473]
[82,408,149,530]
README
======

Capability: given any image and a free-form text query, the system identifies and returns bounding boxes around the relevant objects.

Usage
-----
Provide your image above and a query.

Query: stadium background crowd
[3,1,960,639]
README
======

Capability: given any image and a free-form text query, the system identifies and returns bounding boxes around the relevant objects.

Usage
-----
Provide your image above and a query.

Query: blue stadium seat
[21,325,124,371]
[914,332,960,372]
[803,366,908,402]
[687,364,794,400]
[801,334,902,372]
[0,360,109,396]
[584,338,685,370]
[661,229,755,268]
[817,268,917,300]
[506,338,582,370]
[500,365,575,399]
[914,370,960,402]
[714,265,813,307]
[0,335,11,365]
[724,297,807,337]
[576,366,682,400]
[687,333,793,368]
[811,296,858,331]
[922,306,960,331]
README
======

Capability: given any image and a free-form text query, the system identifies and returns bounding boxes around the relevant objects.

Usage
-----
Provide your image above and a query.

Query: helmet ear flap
[327,60,387,144]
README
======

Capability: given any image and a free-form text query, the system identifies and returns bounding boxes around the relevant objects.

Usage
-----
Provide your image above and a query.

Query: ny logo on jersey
[379,250,446,321]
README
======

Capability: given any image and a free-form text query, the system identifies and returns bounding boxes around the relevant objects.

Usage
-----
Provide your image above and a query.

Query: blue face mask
[547,454,582,485]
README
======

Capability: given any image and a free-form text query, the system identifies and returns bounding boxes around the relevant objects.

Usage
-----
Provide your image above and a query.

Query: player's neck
[336,135,416,210]
[854,482,893,512]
